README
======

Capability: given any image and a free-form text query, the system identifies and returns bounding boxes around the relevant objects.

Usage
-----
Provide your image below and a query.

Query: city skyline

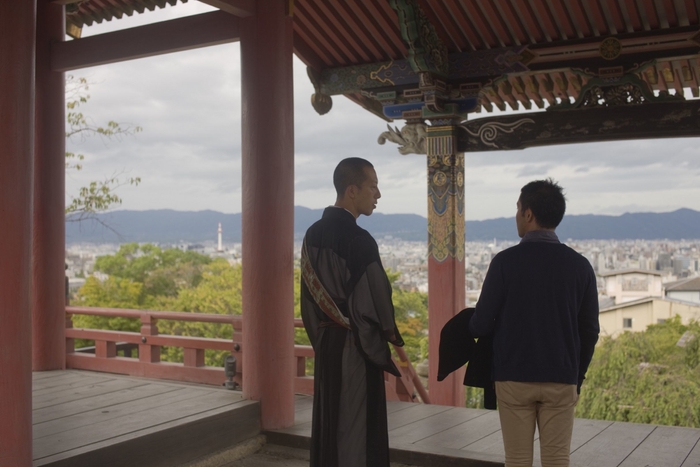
[65,2,700,221]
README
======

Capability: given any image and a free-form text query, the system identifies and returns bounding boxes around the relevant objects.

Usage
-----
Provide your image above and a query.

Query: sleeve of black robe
[347,235,404,377]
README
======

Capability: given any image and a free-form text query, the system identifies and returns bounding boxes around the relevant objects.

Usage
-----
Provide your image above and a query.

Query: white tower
[217,222,223,252]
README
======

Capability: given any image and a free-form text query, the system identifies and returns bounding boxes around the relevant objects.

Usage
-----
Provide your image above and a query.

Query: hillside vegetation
[73,243,700,427]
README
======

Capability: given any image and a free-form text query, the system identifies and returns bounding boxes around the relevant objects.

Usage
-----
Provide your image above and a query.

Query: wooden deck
[268,395,700,467]
[32,371,700,467]
[32,370,259,467]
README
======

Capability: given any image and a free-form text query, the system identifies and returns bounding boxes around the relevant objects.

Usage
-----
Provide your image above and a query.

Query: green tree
[158,259,243,366]
[94,243,211,299]
[65,75,141,222]
[71,275,150,347]
[576,316,700,427]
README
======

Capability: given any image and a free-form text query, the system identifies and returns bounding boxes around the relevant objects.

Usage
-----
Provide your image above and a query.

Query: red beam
[51,11,241,71]
[67,306,243,328]
[65,328,240,351]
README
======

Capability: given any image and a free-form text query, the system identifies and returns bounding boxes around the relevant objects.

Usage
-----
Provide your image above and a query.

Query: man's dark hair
[333,158,374,197]
[519,178,566,229]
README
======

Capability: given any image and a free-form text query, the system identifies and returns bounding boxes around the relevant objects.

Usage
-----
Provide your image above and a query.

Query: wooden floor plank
[34,379,150,409]
[33,382,182,424]
[532,418,613,466]
[389,407,492,445]
[569,421,655,467]
[33,374,114,393]
[387,402,453,431]
[34,391,246,460]
[294,407,314,426]
[462,428,506,457]
[386,400,418,414]
[294,395,313,413]
[618,425,700,467]
[35,400,260,467]
[32,370,80,381]
[415,410,502,450]
[681,436,700,467]
[33,387,205,440]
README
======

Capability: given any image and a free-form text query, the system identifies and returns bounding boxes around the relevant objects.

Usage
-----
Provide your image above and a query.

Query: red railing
[65,306,429,403]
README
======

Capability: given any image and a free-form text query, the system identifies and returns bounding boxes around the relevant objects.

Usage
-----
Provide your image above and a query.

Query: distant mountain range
[66,207,700,244]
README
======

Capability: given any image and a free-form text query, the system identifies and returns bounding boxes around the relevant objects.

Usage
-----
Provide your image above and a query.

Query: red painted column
[426,126,466,406]
[240,1,295,429]
[0,1,36,466]
[33,0,66,371]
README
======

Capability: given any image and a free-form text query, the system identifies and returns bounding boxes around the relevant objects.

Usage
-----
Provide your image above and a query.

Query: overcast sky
[65,2,700,221]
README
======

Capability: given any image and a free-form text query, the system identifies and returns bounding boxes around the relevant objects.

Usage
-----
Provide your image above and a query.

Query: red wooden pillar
[0,1,36,465]
[426,126,466,407]
[240,0,295,429]
[33,0,66,371]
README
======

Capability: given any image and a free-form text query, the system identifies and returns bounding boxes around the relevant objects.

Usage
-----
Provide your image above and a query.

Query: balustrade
[65,306,429,403]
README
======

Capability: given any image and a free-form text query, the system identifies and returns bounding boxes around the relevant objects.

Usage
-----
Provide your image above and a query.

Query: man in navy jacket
[469,179,599,467]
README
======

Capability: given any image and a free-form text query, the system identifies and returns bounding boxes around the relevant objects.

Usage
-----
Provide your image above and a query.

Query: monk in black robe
[301,157,404,467]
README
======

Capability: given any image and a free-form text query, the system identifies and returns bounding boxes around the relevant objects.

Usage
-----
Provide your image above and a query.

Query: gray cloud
[66,3,700,221]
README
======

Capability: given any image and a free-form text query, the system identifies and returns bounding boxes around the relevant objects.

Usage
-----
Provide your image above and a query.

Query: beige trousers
[495,381,579,467]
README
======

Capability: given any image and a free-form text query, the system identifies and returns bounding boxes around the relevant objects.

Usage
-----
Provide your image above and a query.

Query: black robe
[301,207,404,467]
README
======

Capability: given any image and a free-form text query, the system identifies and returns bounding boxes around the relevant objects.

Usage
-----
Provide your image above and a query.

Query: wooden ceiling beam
[581,0,601,36]
[456,0,493,49]
[544,0,569,40]
[422,0,468,52]
[52,11,240,71]
[674,0,690,26]
[197,0,254,17]
[292,29,328,71]
[526,0,553,42]
[597,0,619,34]
[328,0,385,61]
[561,0,584,39]
[476,0,508,47]
[498,80,520,110]
[614,0,635,33]
[508,76,532,109]
[654,0,671,28]
[690,58,700,97]
[670,59,686,95]
[523,74,545,108]
[294,1,355,65]
[508,0,538,43]
[493,0,523,46]
[357,0,406,56]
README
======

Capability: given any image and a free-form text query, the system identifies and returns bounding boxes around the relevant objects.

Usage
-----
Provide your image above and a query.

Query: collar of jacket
[520,230,560,244]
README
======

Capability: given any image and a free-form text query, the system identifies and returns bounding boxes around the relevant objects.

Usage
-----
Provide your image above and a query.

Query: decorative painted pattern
[390,0,448,76]
[458,118,535,149]
[320,60,418,96]
[549,73,683,110]
[427,127,464,262]
[449,46,534,79]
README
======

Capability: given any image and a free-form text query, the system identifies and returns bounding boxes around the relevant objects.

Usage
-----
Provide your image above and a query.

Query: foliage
[94,243,212,298]
[386,270,429,363]
[576,316,700,427]
[73,246,430,374]
[65,75,142,222]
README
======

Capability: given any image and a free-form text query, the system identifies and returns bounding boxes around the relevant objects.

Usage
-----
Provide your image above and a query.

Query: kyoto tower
[217,222,223,252]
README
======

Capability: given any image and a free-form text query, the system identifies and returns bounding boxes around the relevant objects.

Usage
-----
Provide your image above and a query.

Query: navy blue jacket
[469,231,600,388]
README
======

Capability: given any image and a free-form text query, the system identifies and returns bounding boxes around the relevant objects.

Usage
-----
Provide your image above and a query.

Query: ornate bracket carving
[389,0,448,77]
[458,118,535,149]
[550,74,683,110]
[307,66,333,115]
[377,123,428,155]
